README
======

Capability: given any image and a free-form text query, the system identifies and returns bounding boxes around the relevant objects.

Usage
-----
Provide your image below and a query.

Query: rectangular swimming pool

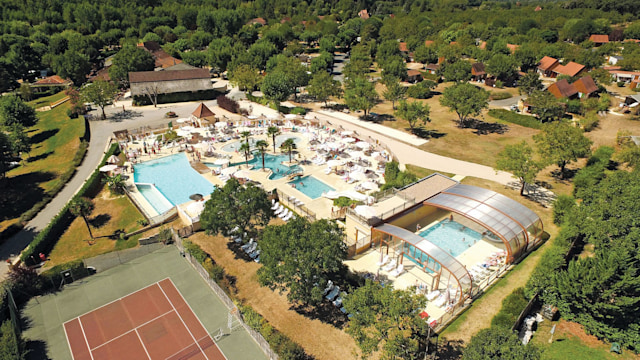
[418,220,483,257]
[288,175,335,199]
[134,153,216,214]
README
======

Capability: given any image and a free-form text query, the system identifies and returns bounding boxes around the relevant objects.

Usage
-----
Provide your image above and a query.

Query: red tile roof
[538,56,559,71]
[192,103,215,119]
[407,69,422,76]
[33,75,72,86]
[129,68,210,83]
[534,5,542,11]
[547,79,578,99]
[424,40,435,47]
[478,41,487,50]
[507,44,520,53]
[553,61,585,77]
[399,42,408,52]
[425,63,440,71]
[358,9,369,19]
[589,34,609,43]
[573,76,598,95]
[471,63,486,76]
[248,18,267,25]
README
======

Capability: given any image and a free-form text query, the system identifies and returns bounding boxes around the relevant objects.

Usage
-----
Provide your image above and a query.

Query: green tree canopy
[228,64,261,94]
[439,60,472,83]
[413,45,438,65]
[343,280,429,359]
[51,50,91,86]
[495,141,541,196]
[463,327,541,360]
[395,100,430,131]
[528,90,565,122]
[486,53,519,82]
[534,122,592,178]
[109,45,155,87]
[200,177,272,238]
[439,82,489,127]
[257,217,347,306]
[81,80,118,120]
[261,70,295,106]
[518,71,544,96]
[307,71,342,107]
[0,95,37,128]
[382,77,407,110]
[344,77,379,116]
[69,197,95,239]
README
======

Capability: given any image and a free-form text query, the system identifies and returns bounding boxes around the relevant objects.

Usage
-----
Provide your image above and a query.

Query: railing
[173,232,278,360]
[345,234,371,257]
[377,197,418,221]
[83,242,166,273]
[275,188,316,221]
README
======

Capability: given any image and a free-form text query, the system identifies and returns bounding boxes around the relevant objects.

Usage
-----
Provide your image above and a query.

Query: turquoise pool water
[136,184,174,214]
[288,175,335,199]
[134,153,216,213]
[221,135,302,152]
[418,220,483,257]
[206,153,301,180]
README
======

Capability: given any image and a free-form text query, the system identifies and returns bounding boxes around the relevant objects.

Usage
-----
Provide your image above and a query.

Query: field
[0,92,84,237]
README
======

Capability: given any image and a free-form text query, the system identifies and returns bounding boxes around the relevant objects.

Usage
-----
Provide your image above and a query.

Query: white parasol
[284,114,297,119]
[233,169,252,179]
[342,137,356,143]
[360,181,379,191]
[341,130,354,136]
[355,141,371,149]
[349,171,366,181]
[215,122,227,128]
[247,115,258,119]
[354,205,377,218]
[220,166,237,175]
[176,118,190,123]
[327,159,344,167]
[304,113,315,120]
[99,164,118,172]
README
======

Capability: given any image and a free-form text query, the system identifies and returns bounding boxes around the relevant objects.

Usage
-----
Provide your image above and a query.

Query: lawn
[189,225,358,360]
[46,188,145,266]
[28,91,68,108]
[0,93,84,237]
[405,164,454,179]
[439,176,558,343]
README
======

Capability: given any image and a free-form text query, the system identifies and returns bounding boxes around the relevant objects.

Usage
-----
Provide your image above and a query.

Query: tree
[228,64,261,94]
[407,80,437,99]
[514,46,538,72]
[343,280,429,359]
[81,80,117,119]
[257,217,347,306]
[69,197,95,240]
[109,45,155,86]
[439,82,489,127]
[18,82,32,101]
[518,71,543,96]
[395,100,430,131]
[0,132,13,181]
[0,95,37,128]
[496,141,541,196]
[239,142,251,166]
[344,77,379,117]
[343,45,372,80]
[102,174,125,194]
[261,71,294,107]
[200,177,272,238]
[439,60,472,83]
[381,57,407,81]
[382,77,406,110]
[463,327,541,360]
[271,56,310,100]
[310,51,334,74]
[52,50,91,86]
[486,53,518,82]
[8,125,31,161]
[280,138,296,163]
[413,45,438,65]
[0,320,25,360]
[307,71,342,107]
[267,126,280,153]
[255,140,268,170]
[534,122,592,178]
[528,90,565,122]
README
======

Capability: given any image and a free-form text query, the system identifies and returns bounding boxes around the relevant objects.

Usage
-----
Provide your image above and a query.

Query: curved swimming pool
[221,135,302,152]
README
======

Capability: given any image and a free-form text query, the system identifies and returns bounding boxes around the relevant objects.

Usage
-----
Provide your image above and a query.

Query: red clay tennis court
[63,278,226,360]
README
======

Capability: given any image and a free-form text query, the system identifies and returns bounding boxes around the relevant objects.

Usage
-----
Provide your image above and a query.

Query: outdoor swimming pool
[206,153,300,180]
[136,184,174,214]
[418,220,484,257]
[134,153,216,214]
[221,135,302,152]
[288,175,335,199]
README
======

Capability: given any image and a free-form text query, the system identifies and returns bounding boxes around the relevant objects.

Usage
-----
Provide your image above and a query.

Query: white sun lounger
[240,239,254,251]
[390,264,405,277]
[382,259,397,272]
[274,205,284,215]
[426,290,440,301]
[376,255,390,266]
[271,202,280,210]
[283,212,293,221]
[278,209,290,219]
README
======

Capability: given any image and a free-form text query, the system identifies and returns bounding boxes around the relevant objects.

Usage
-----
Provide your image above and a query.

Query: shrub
[553,195,576,225]
[489,91,512,101]
[333,197,359,208]
[566,99,582,114]
[407,80,436,99]
[488,109,542,129]
[580,111,599,132]
[289,106,307,115]
[490,287,529,329]
[183,239,208,263]
[617,81,626,87]
[217,95,240,114]
[494,79,504,88]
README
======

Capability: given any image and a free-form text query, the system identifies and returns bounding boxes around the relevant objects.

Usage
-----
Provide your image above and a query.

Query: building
[589,34,609,46]
[551,61,586,78]
[129,68,213,104]
[537,56,560,77]
[137,41,182,70]
[358,9,370,19]
[506,44,520,54]
[399,42,409,54]
[424,40,435,47]
[424,63,440,74]
[608,70,640,83]
[31,75,73,91]
[471,63,486,81]
[547,79,578,99]
[406,69,423,83]
[608,55,623,65]
[247,17,267,26]
[573,76,599,98]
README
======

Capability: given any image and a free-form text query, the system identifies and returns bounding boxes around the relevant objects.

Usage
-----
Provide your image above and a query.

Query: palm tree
[255,140,269,170]
[102,174,125,194]
[69,197,95,240]
[267,126,280,153]
[239,142,251,166]
[281,138,297,163]
[240,131,251,146]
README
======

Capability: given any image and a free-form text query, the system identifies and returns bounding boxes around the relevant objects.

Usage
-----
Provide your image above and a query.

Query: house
[399,42,409,54]
[31,75,73,91]
[424,40,435,47]
[608,55,623,65]
[471,63,486,81]
[129,68,212,104]
[534,5,542,11]
[190,102,216,126]
[506,44,520,54]
[551,61,585,78]
[358,9,370,20]
[165,63,197,71]
[537,56,560,77]
[424,63,440,74]
[247,17,267,26]
[406,69,423,83]
[478,41,487,50]
[624,94,640,106]
[589,34,609,46]
[573,76,599,98]
[547,79,578,99]
[608,70,640,83]
[138,41,182,70]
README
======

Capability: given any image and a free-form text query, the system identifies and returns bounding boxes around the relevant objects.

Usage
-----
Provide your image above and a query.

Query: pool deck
[122,126,388,221]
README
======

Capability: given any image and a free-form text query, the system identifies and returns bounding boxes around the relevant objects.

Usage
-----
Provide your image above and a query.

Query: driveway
[332,53,348,82]
[490,95,523,109]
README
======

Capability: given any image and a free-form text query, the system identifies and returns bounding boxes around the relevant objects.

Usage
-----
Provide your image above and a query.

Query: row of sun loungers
[271,199,295,222]
[238,238,261,262]
[376,255,406,277]
[323,280,350,316]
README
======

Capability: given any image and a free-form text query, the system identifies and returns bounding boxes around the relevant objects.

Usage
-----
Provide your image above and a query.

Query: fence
[83,242,166,272]
[172,232,278,360]
[345,234,371,257]
[275,188,316,221]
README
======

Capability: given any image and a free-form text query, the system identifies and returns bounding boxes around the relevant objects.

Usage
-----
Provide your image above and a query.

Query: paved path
[489,95,523,109]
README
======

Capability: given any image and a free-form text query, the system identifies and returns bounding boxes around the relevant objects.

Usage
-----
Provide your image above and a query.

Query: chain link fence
[83,242,166,273]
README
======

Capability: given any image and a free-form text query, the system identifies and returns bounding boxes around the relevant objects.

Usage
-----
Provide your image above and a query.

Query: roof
[553,61,585,77]
[534,5,542,11]
[192,103,215,119]
[507,44,519,53]
[32,75,72,86]
[399,42,408,52]
[425,63,440,71]
[424,40,435,47]
[358,9,369,19]
[138,41,162,52]
[589,34,609,43]
[407,69,422,77]
[478,41,487,50]
[248,17,267,25]
[471,63,486,76]
[538,56,559,71]
[398,173,458,203]
[129,68,210,83]
[573,76,598,95]
[165,63,196,71]
[424,184,542,260]
[547,79,578,99]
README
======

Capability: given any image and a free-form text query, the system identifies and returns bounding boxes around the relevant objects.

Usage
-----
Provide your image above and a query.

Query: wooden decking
[190,161,210,174]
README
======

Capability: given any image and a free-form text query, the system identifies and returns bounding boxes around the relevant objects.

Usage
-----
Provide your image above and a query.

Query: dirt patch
[556,320,604,348]
[189,230,357,360]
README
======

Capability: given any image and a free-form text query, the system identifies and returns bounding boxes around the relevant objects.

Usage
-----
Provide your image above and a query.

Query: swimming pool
[136,184,174,214]
[206,153,301,180]
[418,220,483,257]
[288,175,335,199]
[221,135,302,152]
[134,153,216,214]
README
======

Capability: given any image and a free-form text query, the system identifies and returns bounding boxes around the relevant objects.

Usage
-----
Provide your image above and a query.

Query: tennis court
[22,246,268,360]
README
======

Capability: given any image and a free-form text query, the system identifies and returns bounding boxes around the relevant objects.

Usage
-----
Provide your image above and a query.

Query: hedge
[489,91,512,101]
[21,143,120,264]
[490,287,529,329]
[39,259,90,291]
[488,109,542,129]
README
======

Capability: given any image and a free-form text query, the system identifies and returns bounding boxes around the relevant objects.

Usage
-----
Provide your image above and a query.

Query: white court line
[134,328,152,360]
[164,278,229,360]
[90,309,175,351]
[158,281,211,360]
